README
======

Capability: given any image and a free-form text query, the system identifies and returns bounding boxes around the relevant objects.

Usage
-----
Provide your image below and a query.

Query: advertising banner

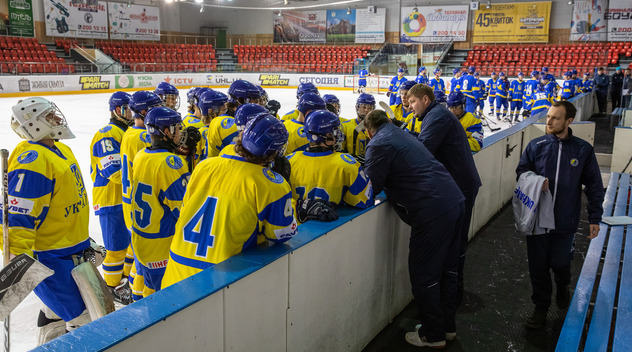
[43,0,108,39]
[606,0,631,41]
[326,9,355,42]
[273,10,326,43]
[472,2,551,43]
[400,5,469,43]
[108,3,160,41]
[8,0,34,37]
[355,8,385,43]
[570,0,607,41]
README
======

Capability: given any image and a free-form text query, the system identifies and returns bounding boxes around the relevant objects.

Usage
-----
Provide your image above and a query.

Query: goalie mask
[11,97,75,141]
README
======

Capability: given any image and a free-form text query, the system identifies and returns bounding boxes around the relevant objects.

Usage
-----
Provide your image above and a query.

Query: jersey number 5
[183,196,218,257]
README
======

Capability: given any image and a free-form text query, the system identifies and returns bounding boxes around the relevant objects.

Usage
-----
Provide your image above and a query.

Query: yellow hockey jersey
[219,142,237,157]
[196,125,210,162]
[390,104,414,125]
[341,118,368,159]
[207,114,238,158]
[182,112,205,129]
[458,112,484,153]
[90,121,126,215]
[406,116,423,134]
[281,109,299,121]
[162,154,298,288]
[120,126,151,231]
[284,119,309,155]
[1,141,90,257]
[287,150,373,208]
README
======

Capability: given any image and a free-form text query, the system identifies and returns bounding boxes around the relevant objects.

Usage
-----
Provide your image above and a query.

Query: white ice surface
[0,86,513,351]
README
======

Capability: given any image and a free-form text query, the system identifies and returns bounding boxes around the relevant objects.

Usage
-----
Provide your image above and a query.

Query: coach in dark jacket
[516,101,604,330]
[594,67,610,114]
[364,110,464,349]
[407,83,482,307]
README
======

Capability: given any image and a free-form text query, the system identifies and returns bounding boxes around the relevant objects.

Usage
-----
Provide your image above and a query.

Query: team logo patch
[297,127,306,138]
[340,154,356,164]
[221,118,235,129]
[99,125,112,133]
[140,131,151,143]
[570,158,579,167]
[166,155,183,170]
[189,118,201,124]
[263,169,284,184]
[17,151,38,164]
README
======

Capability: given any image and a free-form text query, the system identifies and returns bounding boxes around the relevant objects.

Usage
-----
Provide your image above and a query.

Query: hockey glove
[386,91,391,97]
[177,126,201,156]
[266,100,281,116]
[270,155,291,183]
[297,198,339,223]
[522,110,530,117]
[391,118,404,128]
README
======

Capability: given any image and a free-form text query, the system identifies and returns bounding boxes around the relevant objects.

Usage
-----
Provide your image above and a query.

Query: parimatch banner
[472,2,551,43]
[606,0,632,41]
[8,0,34,37]
[569,0,607,41]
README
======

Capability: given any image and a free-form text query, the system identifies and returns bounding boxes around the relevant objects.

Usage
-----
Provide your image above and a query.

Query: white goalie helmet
[11,97,75,141]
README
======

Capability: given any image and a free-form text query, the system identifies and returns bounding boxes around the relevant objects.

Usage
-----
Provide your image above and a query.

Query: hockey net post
[351,75,386,95]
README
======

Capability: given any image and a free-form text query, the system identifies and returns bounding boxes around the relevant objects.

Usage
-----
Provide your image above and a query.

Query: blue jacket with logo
[516,128,604,233]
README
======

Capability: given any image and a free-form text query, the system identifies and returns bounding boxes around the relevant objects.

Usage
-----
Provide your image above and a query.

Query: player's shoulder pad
[165,155,184,170]
[17,150,39,165]
[340,153,357,165]
[262,168,285,184]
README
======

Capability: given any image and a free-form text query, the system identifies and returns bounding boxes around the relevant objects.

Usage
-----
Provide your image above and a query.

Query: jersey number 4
[183,196,218,257]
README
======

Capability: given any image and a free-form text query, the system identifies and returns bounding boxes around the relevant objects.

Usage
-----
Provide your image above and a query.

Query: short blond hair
[407,84,435,102]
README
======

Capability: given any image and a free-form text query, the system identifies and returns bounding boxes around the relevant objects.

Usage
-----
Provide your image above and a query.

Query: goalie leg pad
[37,306,66,346]
[65,309,91,331]
[71,261,115,321]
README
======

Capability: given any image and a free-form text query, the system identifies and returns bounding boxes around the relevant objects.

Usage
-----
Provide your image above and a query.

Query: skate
[109,277,132,305]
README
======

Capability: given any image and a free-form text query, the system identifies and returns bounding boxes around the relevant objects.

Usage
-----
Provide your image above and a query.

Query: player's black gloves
[296,198,339,223]
[178,126,201,156]
[522,110,531,117]
[386,91,391,97]
[483,92,488,100]
[391,118,404,128]
[266,100,281,116]
[271,155,291,183]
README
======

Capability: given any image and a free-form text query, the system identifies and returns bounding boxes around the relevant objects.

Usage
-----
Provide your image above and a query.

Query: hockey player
[185,87,199,115]
[121,91,162,301]
[487,72,499,116]
[89,92,133,305]
[282,82,320,121]
[226,80,261,117]
[182,87,210,129]
[572,69,582,95]
[446,91,484,152]
[342,93,375,165]
[257,85,269,107]
[196,90,229,161]
[358,68,368,93]
[288,110,373,216]
[559,72,575,101]
[387,68,407,106]
[131,107,190,297]
[460,66,478,113]
[449,68,462,93]
[161,114,297,288]
[155,82,180,111]
[523,71,540,117]
[429,68,446,97]
[284,92,326,155]
[5,97,92,343]
[390,80,416,126]
[540,66,550,80]
[581,72,594,93]
[415,66,429,85]
[323,94,341,117]
[219,104,269,158]
[509,72,525,122]
[530,81,554,117]
[474,72,486,117]
[495,72,509,121]
[544,74,559,98]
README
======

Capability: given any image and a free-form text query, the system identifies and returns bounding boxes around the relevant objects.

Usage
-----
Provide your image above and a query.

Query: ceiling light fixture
[198,0,363,11]
[200,5,204,12]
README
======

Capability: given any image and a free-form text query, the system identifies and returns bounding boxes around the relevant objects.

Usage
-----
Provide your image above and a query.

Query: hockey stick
[1,149,9,352]
[379,101,408,129]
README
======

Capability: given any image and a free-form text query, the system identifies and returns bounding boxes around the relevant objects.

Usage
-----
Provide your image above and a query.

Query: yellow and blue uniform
[196,125,210,162]
[406,115,422,135]
[450,76,462,93]
[461,74,478,113]
[341,118,368,162]
[523,78,540,112]
[162,154,298,288]
[182,112,204,129]
[282,109,299,121]
[457,112,484,153]
[560,80,574,100]
[390,103,414,126]
[509,80,525,113]
[429,77,445,96]
[475,78,486,111]
[581,79,594,93]
[1,141,90,321]
[207,114,238,158]
[287,150,373,209]
[530,88,553,116]
[219,142,237,157]
[89,120,131,287]
[358,69,368,87]
[487,78,498,113]
[131,149,189,296]
[284,119,309,155]
[389,76,407,105]
[495,79,509,119]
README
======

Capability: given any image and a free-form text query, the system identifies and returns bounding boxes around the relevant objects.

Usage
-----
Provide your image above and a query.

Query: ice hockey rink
[0,85,519,351]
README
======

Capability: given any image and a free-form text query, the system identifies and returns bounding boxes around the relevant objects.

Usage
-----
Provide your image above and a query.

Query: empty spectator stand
[0,36,72,74]
[556,172,632,352]
[96,41,218,73]
[462,43,632,77]
[233,45,370,74]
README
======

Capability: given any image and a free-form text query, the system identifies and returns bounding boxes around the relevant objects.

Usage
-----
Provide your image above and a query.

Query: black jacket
[611,71,624,91]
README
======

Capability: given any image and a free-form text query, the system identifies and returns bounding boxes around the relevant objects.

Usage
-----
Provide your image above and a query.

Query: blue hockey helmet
[546,73,555,81]
[571,69,578,75]
[144,106,182,136]
[491,71,497,76]
[474,72,480,77]
[435,90,447,104]
[155,82,178,96]
[468,66,476,73]
[517,72,524,77]
[356,93,376,107]
[397,68,404,73]
[228,80,260,105]
[499,72,506,77]
[257,85,269,105]
[446,91,466,108]
[531,70,539,77]
[400,80,417,92]
[187,87,200,104]
[109,91,131,112]
[419,66,426,73]
[155,82,180,110]
[234,103,268,131]
[323,94,340,105]
[541,66,549,73]
[198,90,228,116]
[241,113,289,158]
[130,91,163,117]
[305,110,344,149]
[453,68,461,75]
[583,72,590,77]
[433,68,442,75]
[297,92,326,115]
[296,82,319,99]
